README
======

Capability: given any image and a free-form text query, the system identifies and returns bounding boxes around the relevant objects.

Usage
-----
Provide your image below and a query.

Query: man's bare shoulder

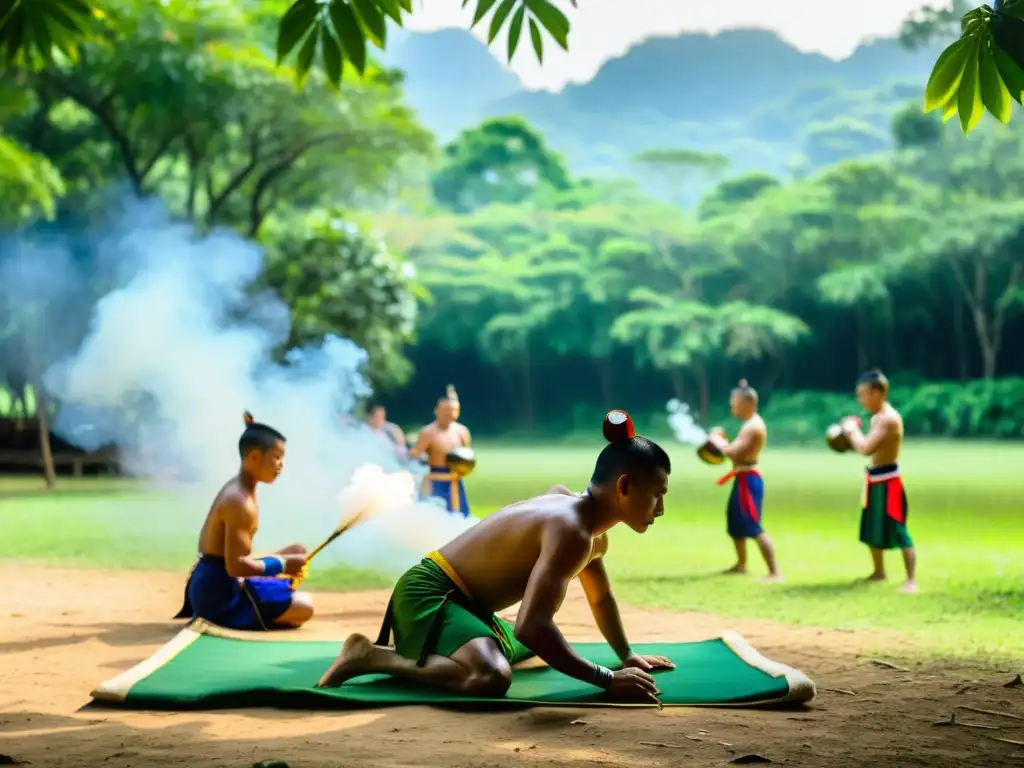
[744,415,767,435]
[213,484,255,526]
[535,495,592,548]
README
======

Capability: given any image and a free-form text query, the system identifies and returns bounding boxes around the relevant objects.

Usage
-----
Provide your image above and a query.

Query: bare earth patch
[1,565,1021,767]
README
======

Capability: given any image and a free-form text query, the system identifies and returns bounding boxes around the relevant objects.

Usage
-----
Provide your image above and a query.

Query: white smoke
[666,398,709,446]
[14,197,475,575]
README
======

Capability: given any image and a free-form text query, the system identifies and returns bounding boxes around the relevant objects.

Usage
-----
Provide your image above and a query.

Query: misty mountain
[381,26,944,192]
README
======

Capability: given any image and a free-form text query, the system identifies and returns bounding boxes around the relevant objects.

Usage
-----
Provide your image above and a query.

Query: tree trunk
[33,382,57,490]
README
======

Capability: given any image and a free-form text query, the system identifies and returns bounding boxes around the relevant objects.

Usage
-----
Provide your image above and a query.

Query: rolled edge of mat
[720,630,817,704]
[90,622,204,703]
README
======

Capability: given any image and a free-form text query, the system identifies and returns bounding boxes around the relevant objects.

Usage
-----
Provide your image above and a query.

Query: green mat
[91,619,815,709]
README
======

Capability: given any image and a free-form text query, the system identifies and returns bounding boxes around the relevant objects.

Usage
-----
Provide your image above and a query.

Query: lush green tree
[800,118,890,167]
[431,118,571,213]
[696,172,781,220]
[1,0,571,89]
[8,0,431,236]
[892,102,945,148]
[260,210,422,389]
[630,148,729,209]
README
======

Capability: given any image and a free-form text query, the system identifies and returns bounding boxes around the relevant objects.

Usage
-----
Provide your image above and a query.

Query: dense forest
[1,1,1022,454]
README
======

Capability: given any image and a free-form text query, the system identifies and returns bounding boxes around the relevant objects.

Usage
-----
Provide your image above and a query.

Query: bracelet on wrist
[592,663,613,690]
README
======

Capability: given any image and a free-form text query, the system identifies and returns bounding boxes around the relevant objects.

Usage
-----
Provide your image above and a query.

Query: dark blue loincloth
[173,554,294,631]
[719,468,765,540]
[428,466,470,517]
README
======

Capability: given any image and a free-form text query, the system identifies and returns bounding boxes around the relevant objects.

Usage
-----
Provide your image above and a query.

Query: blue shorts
[726,471,764,540]
[174,554,294,631]
[428,467,470,517]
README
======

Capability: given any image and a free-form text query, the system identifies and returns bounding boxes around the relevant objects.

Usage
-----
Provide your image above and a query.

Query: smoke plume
[665,398,709,446]
[4,197,474,576]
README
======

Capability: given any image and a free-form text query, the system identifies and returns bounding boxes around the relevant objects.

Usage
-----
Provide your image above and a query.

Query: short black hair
[591,436,671,486]
[856,369,889,394]
[367,401,385,413]
[732,378,758,403]
[239,411,286,458]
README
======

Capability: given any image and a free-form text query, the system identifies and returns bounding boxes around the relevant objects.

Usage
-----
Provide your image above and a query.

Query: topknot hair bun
[602,410,636,443]
[243,410,255,426]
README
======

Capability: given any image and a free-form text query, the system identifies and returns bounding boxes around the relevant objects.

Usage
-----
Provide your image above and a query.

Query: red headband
[603,410,635,442]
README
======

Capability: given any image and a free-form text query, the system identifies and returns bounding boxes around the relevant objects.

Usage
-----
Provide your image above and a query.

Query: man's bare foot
[759,573,784,584]
[898,580,919,594]
[722,565,748,575]
[863,572,886,582]
[316,633,378,688]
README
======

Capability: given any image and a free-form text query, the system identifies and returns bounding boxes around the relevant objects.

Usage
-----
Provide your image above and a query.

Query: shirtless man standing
[841,369,918,594]
[409,390,473,516]
[175,412,315,630]
[317,410,674,701]
[706,380,781,582]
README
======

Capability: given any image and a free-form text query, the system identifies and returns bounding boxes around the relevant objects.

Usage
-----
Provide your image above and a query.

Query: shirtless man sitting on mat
[317,410,674,702]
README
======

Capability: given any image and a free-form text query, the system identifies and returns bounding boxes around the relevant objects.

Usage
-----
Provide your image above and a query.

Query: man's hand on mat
[621,653,675,672]
[608,667,661,703]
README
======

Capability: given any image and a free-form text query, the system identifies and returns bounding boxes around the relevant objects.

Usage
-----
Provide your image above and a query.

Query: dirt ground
[1,565,1021,768]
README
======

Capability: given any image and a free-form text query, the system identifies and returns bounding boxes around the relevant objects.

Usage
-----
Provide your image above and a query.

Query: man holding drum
[838,369,918,594]
[409,386,474,516]
[706,380,782,583]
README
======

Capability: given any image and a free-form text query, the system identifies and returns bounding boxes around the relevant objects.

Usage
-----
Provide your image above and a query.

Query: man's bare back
[438,492,608,612]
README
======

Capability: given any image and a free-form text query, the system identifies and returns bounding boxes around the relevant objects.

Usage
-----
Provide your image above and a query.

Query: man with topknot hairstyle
[318,410,675,702]
[174,411,315,630]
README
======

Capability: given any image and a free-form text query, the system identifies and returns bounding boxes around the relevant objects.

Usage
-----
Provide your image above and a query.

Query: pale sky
[404,0,937,91]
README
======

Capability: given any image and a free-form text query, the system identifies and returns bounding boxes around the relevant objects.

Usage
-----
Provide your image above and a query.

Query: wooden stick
[868,659,910,672]
[988,736,1024,746]
[955,706,1024,721]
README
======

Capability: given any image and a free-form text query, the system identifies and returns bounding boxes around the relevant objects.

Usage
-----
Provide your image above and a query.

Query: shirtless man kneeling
[318,410,674,700]
[176,412,314,630]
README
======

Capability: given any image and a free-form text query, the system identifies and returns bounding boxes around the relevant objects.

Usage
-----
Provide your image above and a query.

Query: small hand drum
[696,439,726,465]
[826,423,852,453]
[446,446,477,478]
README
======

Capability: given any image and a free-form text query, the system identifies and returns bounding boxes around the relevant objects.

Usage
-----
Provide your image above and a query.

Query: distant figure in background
[174,412,314,630]
[409,386,472,516]
[706,380,782,583]
[366,402,407,459]
[840,369,918,594]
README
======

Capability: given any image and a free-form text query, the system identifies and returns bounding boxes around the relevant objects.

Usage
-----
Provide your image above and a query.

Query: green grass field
[3,440,1023,663]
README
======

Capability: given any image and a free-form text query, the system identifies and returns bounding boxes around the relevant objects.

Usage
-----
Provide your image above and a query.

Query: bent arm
[407,428,430,460]
[222,502,277,578]
[460,425,472,446]
[577,555,631,662]
[710,427,754,459]
[846,419,890,456]
[514,524,604,686]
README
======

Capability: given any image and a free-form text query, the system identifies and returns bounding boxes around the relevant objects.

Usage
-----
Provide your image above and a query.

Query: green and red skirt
[860,464,913,550]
